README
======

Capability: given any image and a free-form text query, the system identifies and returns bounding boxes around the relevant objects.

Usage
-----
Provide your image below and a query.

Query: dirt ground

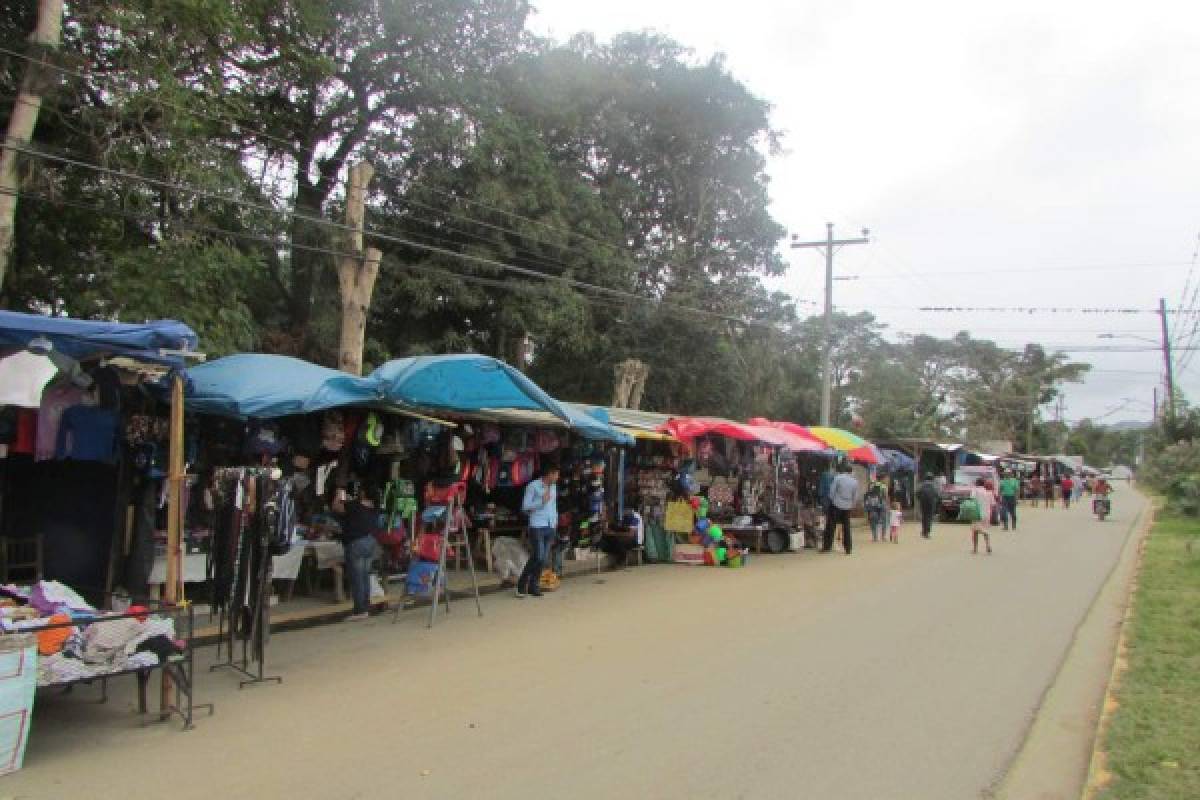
[4,489,1144,800]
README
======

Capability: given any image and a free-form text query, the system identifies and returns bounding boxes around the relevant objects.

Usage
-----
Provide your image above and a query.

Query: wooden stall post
[161,372,185,712]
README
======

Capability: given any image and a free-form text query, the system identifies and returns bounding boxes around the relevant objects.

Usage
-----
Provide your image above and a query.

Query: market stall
[0,310,208,751]
[177,353,633,625]
[651,416,822,561]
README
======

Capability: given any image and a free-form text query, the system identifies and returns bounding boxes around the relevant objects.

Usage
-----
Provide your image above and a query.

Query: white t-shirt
[889,509,903,529]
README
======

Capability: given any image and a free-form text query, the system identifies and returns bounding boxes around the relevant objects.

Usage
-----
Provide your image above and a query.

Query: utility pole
[1025,381,1037,453]
[1158,298,1176,425]
[790,222,870,426]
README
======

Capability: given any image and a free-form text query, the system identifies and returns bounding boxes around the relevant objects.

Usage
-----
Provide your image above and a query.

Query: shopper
[864,475,889,542]
[1060,474,1075,509]
[332,483,380,621]
[998,471,1020,531]
[818,464,836,512]
[888,501,903,543]
[969,478,994,555]
[821,462,859,554]
[916,473,940,538]
[517,464,560,598]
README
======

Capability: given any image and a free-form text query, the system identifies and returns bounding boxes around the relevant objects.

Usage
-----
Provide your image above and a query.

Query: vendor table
[722,524,769,553]
[149,541,348,601]
[477,519,526,573]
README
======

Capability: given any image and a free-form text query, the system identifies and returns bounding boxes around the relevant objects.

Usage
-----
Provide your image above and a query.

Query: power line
[4,140,768,324]
[0,44,690,283]
[837,260,1193,280]
[898,305,1193,315]
[0,184,764,331]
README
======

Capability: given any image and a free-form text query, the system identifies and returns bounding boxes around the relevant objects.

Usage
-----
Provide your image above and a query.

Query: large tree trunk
[0,0,64,294]
[336,162,381,375]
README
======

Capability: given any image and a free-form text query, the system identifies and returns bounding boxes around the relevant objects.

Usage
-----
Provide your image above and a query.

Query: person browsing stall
[517,464,560,598]
[332,483,380,621]
[822,462,859,555]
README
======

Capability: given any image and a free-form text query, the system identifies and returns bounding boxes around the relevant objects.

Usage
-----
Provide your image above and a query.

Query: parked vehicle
[939,466,1001,522]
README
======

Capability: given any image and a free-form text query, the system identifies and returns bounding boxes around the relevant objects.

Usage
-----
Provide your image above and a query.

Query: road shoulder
[994,493,1153,800]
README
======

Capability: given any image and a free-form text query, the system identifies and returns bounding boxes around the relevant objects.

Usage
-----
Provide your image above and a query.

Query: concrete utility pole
[0,0,64,292]
[336,161,382,375]
[1158,297,1176,424]
[790,223,870,426]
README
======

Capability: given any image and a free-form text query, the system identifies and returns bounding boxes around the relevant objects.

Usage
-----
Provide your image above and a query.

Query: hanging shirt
[37,383,88,461]
[11,409,37,455]
[55,405,119,463]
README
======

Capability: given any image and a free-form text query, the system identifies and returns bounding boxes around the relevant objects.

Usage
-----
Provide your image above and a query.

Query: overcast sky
[529,0,1200,425]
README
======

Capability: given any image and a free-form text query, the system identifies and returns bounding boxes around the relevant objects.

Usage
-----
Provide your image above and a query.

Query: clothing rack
[209,467,282,689]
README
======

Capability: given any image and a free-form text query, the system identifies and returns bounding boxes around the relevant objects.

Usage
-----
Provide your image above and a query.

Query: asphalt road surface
[7,488,1143,800]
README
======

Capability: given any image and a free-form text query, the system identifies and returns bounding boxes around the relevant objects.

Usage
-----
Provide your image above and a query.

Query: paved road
[8,488,1143,799]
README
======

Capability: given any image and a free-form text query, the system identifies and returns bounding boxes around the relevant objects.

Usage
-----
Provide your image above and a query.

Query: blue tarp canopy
[370,355,571,421]
[880,447,917,472]
[185,352,633,443]
[0,310,197,366]
[185,354,383,419]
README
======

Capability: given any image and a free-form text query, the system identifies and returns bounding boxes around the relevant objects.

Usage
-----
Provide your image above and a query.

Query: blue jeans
[518,527,555,594]
[345,536,378,614]
[1001,496,1018,529]
[867,507,887,540]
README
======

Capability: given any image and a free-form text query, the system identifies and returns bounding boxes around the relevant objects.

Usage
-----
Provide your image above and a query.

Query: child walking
[970,478,993,555]
[888,501,902,543]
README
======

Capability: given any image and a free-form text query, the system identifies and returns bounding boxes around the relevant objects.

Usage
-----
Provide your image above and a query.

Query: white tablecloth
[148,553,207,585]
[149,542,345,586]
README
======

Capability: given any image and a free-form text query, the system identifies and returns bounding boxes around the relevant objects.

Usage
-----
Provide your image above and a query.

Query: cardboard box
[672,543,706,565]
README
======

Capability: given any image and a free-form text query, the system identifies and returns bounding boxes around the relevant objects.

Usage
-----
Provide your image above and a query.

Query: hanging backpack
[864,485,885,513]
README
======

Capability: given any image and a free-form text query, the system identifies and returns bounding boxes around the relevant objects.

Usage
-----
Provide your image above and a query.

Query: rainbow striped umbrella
[804,426,883,465]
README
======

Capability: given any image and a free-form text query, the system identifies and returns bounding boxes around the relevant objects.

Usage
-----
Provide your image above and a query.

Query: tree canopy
[0,0,1091,444]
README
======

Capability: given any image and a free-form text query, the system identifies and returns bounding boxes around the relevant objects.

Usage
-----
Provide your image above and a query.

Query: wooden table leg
[332,564,345,604]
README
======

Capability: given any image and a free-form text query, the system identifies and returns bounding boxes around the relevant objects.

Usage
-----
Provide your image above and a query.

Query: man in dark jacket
[916,473,940,539]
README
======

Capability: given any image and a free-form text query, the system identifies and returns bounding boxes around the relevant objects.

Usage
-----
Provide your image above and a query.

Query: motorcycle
[1093,494,1111,521]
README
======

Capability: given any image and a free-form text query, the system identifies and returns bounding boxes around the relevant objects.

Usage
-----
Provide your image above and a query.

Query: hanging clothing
[56,405,119,463]
[36,383,88,461]
[12,409,37,456]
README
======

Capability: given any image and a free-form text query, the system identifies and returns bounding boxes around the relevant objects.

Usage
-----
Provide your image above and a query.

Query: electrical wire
[0,44,696,281]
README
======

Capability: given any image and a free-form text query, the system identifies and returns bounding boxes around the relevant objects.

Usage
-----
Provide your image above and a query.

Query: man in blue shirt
[517,464,561,598]
[821,462,860,555]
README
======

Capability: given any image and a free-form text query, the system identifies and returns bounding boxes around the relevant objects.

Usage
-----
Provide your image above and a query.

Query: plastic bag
[491,537,529,581]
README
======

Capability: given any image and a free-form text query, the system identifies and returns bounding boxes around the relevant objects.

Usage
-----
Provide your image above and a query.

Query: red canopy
[749,418,881,464]
[664,417,827,452]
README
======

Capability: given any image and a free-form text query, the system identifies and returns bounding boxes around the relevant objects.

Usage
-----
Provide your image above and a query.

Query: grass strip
[1097,514,1200,799]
